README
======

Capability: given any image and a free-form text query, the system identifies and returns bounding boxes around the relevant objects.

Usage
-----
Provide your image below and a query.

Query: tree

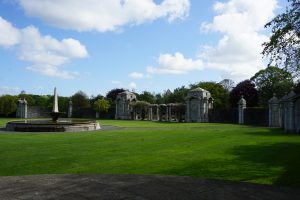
[219,79,235,92]
[190,82,229,108]
[0,95,17,116]
[229,80,259,107]
[71,91,90,109]
[137,91,155,104]
[106,88,125,102]
[263,0,300,76]
[250,66,294,106]
[93,98,110,118]
[168,86,189,104]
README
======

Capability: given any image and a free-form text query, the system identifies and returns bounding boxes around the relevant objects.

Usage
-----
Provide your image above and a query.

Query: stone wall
[27,106,51,118]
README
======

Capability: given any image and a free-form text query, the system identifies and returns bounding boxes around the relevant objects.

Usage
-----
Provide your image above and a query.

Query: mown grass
[0,119,300,187]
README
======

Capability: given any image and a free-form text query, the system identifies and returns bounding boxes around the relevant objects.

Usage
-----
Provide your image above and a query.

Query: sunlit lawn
[0,119,300,187]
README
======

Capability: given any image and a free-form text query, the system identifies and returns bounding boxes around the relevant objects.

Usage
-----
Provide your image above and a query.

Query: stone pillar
[185,100,190,122]
[168,104,172,121]
[156,105,160,121]
[23,99,27,119]
[165,106,169,121]
[68,99,73,118]
[268,94,280,127]
[148,106,153,121]
[283,90,296,132]
[238,96,246,124]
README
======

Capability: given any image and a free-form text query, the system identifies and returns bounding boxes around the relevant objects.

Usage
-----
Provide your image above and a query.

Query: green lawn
[0,119,300,187]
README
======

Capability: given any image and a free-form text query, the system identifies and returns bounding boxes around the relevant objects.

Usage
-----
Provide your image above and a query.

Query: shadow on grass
[157,142,300,187]
[244,127,300,137]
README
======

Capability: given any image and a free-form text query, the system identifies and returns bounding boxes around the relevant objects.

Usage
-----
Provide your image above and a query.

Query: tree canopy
[229,80,259,107]
[190,82,229,108]
[263,0,300,77]
[250,66,294,106]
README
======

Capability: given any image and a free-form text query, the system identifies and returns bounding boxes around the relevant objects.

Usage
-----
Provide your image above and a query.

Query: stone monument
[238,95,246,124]
[268,94,280,127]
[185,87,213,122]
[115,91,137,120]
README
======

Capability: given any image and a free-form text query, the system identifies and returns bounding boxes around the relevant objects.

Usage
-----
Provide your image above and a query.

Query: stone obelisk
[53,87,59,113]
[50,87,61,122]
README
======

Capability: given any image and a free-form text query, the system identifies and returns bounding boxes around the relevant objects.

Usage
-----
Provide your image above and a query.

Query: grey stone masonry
[280,90,300,133]
[115,91,137,120]
[268,94,280,127]
[16,98,27,118]
[185,87,213,122]
[68,99,73,118]
[238,96,246,124]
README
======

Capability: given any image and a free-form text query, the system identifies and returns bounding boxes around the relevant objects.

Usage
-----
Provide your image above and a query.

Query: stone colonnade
[146,103,178,122]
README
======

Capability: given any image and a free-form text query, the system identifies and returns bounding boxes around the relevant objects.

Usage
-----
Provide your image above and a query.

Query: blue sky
[0,0,287,97]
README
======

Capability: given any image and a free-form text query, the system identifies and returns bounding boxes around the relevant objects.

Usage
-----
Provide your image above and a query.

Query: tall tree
[229,80,259,107]
[71,91,90,109]
[190,82,229,108]
[93,98,110,118]
[106,88,125,102]
[263,0,300,76]
[250,66,294,106]
[0,95,17,116]
[219,79,235,92]
[137,91,155,104]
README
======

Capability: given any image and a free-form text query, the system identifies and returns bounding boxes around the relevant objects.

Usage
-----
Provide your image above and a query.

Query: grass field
[0,118,300,187]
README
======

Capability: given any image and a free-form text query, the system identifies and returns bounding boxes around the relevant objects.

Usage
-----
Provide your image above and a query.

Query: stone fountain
[6,88,101,132]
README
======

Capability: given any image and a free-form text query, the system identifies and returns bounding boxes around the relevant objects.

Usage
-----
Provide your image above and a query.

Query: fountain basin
[6,119,101,132]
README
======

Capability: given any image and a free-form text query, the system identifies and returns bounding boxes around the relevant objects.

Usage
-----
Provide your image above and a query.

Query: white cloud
[147,52,203,74]
[112,80,137,91]
[145,0,278,81]
[18,0,190,32]
[199,0,278,80]
[0,16,20,47]
[129,72,144,79]
[0,86,20,95]
[128,81,137,90]
[0,17,88,79]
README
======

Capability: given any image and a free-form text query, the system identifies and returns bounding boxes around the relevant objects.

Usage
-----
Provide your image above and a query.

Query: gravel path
[0,174,299,200]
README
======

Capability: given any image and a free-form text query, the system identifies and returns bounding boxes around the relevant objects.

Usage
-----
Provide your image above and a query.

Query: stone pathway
[0,174,299,200]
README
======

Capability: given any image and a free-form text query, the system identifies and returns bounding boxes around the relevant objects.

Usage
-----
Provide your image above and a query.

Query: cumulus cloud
[0,17,88,79]
[199,0,278,80]
[112,80,137,91]
[0,16,20,47]
[144,0,278,81]
[129,72,144,79]
[17,0,190,32]
[147,52,203,74]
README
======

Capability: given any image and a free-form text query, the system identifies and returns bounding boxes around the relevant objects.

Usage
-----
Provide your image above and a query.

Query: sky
[0,0,288,97]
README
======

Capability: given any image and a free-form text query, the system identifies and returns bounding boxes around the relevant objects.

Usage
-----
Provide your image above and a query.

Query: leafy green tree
[71,91,90,109]
[250,66,294,106]
[190,82,229,108]
[93,98,110,118]
[0,95,17,116]
[137,91,155,104]
[229,80,259,107]
[168,86,189,103]
[106,88,125,102]
[263,0,300,76]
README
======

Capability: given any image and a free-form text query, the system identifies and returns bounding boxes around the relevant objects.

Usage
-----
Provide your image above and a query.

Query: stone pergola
[185,87,213,122]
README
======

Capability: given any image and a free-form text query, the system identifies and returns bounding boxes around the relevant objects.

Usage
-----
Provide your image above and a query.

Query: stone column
[268,94,280,127]
[168,104,172,121]
[238,96,246,124]
[165,106,169,121]
[284,90,296,132]
[185,100,190,122]
[68,99,73,118]
[156,105,160,121]
[23,99,28,119]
